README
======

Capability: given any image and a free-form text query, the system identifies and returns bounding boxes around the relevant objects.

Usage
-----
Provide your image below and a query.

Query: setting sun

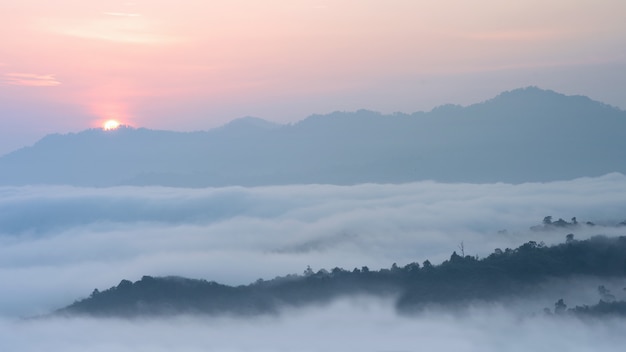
[103,119,121,130]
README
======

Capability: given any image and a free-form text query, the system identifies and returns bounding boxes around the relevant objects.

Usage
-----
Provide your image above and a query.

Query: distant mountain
[1,87,625,187]
[56,235,626,317]
[214,116,281,134]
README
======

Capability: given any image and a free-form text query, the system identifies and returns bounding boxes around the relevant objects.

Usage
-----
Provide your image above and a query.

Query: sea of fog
[1,174,626,350]
[4,299,626,351]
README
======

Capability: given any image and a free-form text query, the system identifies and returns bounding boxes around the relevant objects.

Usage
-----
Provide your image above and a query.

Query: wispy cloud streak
[2,73,61,87]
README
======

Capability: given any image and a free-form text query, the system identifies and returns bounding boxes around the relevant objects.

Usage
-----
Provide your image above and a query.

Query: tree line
[57,234,626,317]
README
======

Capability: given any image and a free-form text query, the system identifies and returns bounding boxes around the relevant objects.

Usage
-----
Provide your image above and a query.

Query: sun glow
[103,119,121,130]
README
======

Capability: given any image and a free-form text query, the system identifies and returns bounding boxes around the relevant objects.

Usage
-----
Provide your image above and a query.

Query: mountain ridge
[2,87,625,187]
[55,235,626,317]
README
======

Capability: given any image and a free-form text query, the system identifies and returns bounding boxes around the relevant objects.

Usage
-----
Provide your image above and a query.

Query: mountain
[1,87,625,187]
[214,116,281,135]
[56,235,626,317]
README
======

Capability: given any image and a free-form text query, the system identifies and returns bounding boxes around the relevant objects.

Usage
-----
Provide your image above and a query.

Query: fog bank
[1,174,625,317]
[4,299,626,352]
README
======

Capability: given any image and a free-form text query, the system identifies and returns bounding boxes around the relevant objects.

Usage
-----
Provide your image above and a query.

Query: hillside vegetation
[58,235,626,317]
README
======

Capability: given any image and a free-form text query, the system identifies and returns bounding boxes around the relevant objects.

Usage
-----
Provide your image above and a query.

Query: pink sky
[1,0,625,154]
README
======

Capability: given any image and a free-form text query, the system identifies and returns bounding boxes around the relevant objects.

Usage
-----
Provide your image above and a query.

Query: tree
[331,267,344,275]
[303,266,314,276]
[391,263,400,272]
[553,218,568,227]
[554,298,567,314]
[543,216,553,225]
[566,234,575,243]
[598,285,616,302]
[449,251,462,262]
[403,262,420,273]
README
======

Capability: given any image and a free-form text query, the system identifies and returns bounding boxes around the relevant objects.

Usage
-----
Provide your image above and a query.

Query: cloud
[2,299,626,351]
[1,175,626,351]
[0,174,626,318]
[39,15,182,45]
[2,73,61,87]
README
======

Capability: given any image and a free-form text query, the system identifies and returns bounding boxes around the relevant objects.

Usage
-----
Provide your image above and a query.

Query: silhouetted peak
[488,86,566,104]
[499,86,559,97]
[296,109,384,127]
[215,116,280,133]
[487,86,617,109]
[430,103,463,114]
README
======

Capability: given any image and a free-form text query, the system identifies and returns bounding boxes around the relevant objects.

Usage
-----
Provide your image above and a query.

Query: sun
[103,119,121,130]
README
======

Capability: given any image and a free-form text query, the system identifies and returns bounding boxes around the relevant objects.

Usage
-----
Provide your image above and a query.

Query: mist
[4,299,626,352]
[1,174,625,318]
[1,175,626,351]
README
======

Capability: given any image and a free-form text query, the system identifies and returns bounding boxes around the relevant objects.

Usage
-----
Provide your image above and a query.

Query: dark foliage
[57,235,626,317]
[569,300,626,317]
[545,285,626,317]
[531,215,626,231]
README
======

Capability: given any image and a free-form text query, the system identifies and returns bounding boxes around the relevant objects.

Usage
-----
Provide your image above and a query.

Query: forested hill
[2,87,626,187]
[57,235,626,317]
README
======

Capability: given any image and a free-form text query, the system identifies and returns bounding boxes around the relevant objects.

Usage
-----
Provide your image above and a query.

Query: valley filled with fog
[3,0,626,348]
[5,300,626,352]
[1,174,626,350]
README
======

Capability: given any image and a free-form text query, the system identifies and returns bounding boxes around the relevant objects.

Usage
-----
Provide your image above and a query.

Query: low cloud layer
[3,299,626,352]
[1,174,626,317]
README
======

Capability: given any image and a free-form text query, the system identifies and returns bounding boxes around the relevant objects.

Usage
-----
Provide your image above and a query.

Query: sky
[1,0,626,154]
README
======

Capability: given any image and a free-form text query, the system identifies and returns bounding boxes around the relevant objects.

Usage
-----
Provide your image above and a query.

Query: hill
[57,235,626,317]
[2,87,625,187]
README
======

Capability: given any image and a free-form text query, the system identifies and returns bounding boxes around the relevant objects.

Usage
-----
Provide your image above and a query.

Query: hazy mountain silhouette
[2,87,625,187]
